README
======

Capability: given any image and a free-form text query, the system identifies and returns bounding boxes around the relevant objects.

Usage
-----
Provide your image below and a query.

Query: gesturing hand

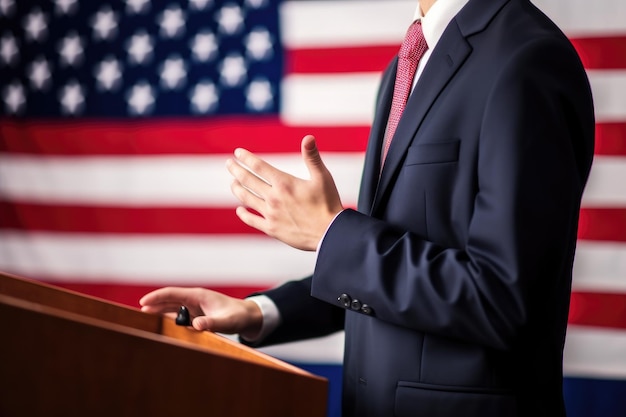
[226,135,344,251]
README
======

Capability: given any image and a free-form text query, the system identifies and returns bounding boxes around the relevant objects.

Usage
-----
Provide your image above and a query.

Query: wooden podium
[0,272,328,417]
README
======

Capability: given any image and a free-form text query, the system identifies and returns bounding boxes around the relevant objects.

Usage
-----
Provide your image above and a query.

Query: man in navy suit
[141,0,594,415]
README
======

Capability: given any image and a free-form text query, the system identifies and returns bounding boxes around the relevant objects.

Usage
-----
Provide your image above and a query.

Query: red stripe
[0,118,370,155]
[0,201,356,234]
[595,122,626,156]
[3,119,625,157]
[0,91,614,159]
[0,202,261,235]
[42,281,268,307]
[569,291,626,330]
[284,36,626,75]
[286,45,398,74]
[570,36,626,69]
[578,208,626,242]
[2,206,624,241]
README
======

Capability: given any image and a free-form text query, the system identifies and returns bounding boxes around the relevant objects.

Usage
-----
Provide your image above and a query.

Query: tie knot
[398,20,428,61]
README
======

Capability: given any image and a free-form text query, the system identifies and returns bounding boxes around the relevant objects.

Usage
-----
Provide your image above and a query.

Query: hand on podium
[140,287,262,336]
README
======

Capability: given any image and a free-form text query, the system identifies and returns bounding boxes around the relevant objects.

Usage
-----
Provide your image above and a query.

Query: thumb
[192,315,214,332]
[301,135,326,178]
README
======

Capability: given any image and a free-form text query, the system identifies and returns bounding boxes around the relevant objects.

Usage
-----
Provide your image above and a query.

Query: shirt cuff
[239,294,281,343]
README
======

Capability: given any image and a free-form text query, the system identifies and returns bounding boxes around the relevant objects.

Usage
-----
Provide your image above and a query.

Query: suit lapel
[357,61,397,215]
[372,22,472,214]
[360,0,511,216]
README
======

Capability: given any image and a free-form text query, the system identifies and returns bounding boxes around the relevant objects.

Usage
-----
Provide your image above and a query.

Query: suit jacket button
[338,293,351,308]
[350,299,362,311]
[360,304,373,315]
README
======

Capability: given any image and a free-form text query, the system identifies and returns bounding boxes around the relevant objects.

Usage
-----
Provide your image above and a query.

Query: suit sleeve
[310,38,594,350]
[244,276,345,347]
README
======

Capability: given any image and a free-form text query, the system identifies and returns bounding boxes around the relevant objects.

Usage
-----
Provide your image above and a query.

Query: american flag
[1,0,625,415]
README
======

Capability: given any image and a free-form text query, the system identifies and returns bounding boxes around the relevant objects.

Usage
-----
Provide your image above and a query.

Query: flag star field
[0,0,282,117]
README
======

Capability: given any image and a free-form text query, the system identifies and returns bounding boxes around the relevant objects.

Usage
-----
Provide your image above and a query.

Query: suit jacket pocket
[394,381,516,417]
[405,141,460,165]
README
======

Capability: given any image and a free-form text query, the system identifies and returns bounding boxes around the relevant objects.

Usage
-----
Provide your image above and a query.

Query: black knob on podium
[175,306,191,326]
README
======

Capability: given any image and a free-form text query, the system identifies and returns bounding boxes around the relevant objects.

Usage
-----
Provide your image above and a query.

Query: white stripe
[573,242,626,293]
[281,0,413,48]
[280,71,626,126]
[249,325,626,374]
[532,0,626,37]
[582,156,626,207]
[3,155,625,208]
[1,232,624,295]
[263,326,626,374]
[281,0,626,49]
[0,153,364,206]
[588,70,626,123]
[0,231,316,285]
[242,325,626,373]
[265,325,626,376]
[564,325,626,379]
[233,332,345,364]
[281,73,380,126]
[0,155,237,205]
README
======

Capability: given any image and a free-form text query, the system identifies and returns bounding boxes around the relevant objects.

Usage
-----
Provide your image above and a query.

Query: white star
[219,54,247,87]
[0,33,18,66]
[58,32,84,66]
[190,31,217,62]
[3,81,25,114]
[127,82,155,115]
[216,4,244,35]
[190,81,218,113]
[23,9,48,42]
[158,6,185,38]
[245,0,268,9]
[0,0,15,17]
[95,56,122,91]
[59,80,85,115]
[125,0,150,14]
[189,0,212,10]
[92,6,118,41]
[28,57,52,90]
[127,31,153,65]
[246,79,273,111]
[245,27,273,61]
[54,0,78,15]
[159,56,187,90]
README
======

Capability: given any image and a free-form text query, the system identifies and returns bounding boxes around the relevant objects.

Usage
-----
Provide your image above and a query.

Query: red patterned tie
[381,20,428,164]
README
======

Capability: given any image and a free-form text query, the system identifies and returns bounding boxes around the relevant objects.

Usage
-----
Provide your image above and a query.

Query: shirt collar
[413,0,470,51]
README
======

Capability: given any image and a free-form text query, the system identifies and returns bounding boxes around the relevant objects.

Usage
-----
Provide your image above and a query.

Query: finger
[235,206,268,234]
[301,135,327,180]
[139,287,187,306]
[192,315,215,332]
[140,287,203,314]
[164,312,178,321]
[226,158,271,198]
[192,314,240,334]
[234,148,281,184]
[140,302,182,314]
[231,180,265,214]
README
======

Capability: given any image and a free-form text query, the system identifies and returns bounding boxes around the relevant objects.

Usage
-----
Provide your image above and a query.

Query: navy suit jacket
[258,0,595,415]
